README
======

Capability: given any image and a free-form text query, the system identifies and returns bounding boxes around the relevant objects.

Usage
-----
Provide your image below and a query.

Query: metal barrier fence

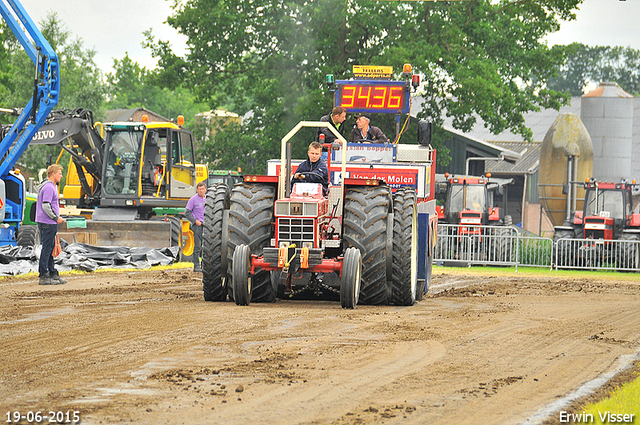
[554,238,640,271]
[434,224,628,271]
[432,224,640,271]
[435,224,519,267]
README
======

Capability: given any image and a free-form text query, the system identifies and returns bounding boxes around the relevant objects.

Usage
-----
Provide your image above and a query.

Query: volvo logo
[32,130,55,141]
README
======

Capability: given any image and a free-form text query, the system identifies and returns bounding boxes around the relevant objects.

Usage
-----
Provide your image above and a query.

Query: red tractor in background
[436,172,512,231]
[553,178,640,269]
[435,172,513,261]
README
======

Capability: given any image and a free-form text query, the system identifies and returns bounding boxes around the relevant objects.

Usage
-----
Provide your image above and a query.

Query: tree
[3,13,106,113]
[105,55,208,130]
[548,43,640,96]
[1,13,107,178]
[0,21,15,105]
[146,0,580,172]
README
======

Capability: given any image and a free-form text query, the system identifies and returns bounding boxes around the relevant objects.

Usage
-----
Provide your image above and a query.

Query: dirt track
[1,268,639,424]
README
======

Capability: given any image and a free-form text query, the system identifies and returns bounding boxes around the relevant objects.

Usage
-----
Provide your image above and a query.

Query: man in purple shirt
[185,181,207,272]
[35,164,66,285]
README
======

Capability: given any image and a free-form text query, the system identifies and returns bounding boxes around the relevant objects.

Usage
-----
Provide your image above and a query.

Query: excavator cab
[104,126,142,196]
[141,130,163,196]
[99,122,197,211]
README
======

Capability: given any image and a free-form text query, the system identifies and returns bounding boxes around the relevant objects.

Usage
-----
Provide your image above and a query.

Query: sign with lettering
[334,80,410,114]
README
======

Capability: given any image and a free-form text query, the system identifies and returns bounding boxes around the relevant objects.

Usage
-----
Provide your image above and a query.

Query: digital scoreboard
[334,80,410,114]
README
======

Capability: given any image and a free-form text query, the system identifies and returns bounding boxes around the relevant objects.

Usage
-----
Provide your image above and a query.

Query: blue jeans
[192,224,203,267]
[38,223,58,277]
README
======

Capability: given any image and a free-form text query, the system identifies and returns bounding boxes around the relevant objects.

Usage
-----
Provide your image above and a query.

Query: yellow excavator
[28,108,208,260]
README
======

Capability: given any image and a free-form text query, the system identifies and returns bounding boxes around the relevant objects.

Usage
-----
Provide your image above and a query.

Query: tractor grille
[584,229,605,240]
[461,212,481,218]
[585,218,607,224]
[278,218,316,246]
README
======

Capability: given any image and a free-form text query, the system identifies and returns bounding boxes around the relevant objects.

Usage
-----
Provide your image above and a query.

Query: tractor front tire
[340,247,362,309]
[227,183,277,303]
[489,226,512,263]
[232,244,252,305]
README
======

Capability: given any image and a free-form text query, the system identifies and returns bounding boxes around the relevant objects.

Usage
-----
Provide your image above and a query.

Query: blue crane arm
[0,0,60,177]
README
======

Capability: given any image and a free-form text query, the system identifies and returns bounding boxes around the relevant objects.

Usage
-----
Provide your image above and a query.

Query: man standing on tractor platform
[35,164,66,285]
[350,112,388,143]
[317,106,347,144]
[185,181,207,272]
[292,142,329,196]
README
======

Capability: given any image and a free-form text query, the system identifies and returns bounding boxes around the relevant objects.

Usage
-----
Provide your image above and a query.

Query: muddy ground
[1,268,639,424]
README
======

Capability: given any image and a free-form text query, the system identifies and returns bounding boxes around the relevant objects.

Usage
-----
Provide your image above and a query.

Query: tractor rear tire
[553,229,575,267]
[16,225,40,247]
[202,183,230,301]
[227,183,277,303]
[489,226,512,263]
[232,244,252,305]
[390,188,418,306]
[340,247,362,309]
[343,185,390,305]
[618,233,640,270]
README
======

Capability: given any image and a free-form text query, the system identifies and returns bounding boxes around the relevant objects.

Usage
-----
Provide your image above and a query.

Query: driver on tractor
[292,141,329,196]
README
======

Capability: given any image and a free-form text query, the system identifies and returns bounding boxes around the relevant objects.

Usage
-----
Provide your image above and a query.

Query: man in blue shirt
[35,164,66,285]
[292,142,329,196]
[185,181,207,272]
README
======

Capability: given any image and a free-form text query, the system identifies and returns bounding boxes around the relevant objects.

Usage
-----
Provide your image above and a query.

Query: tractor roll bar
[279,121,347,200]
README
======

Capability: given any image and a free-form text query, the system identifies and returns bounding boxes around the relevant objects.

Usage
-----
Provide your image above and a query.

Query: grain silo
[580,82,634,182]
[538,113,593,226]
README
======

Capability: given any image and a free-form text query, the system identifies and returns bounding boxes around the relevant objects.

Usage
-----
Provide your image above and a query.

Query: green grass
[432,264,640,282]
[581,374,640,422]
[518,239,552,266]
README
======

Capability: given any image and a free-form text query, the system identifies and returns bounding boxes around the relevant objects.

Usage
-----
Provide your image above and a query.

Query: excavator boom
[0,0,60,245]
[0,0,60,177]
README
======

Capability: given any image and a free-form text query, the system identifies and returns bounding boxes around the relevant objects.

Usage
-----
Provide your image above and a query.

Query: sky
[11,0,640,74]
[17,0,187,73]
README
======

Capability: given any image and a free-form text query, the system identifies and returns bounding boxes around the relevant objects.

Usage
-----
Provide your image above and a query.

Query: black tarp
[0,240,179,276]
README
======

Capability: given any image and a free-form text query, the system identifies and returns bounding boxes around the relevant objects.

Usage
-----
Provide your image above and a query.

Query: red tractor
[553,178,640,268]
[437,173,511,229]
[201,121,432,308]
[436,173,513,261]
